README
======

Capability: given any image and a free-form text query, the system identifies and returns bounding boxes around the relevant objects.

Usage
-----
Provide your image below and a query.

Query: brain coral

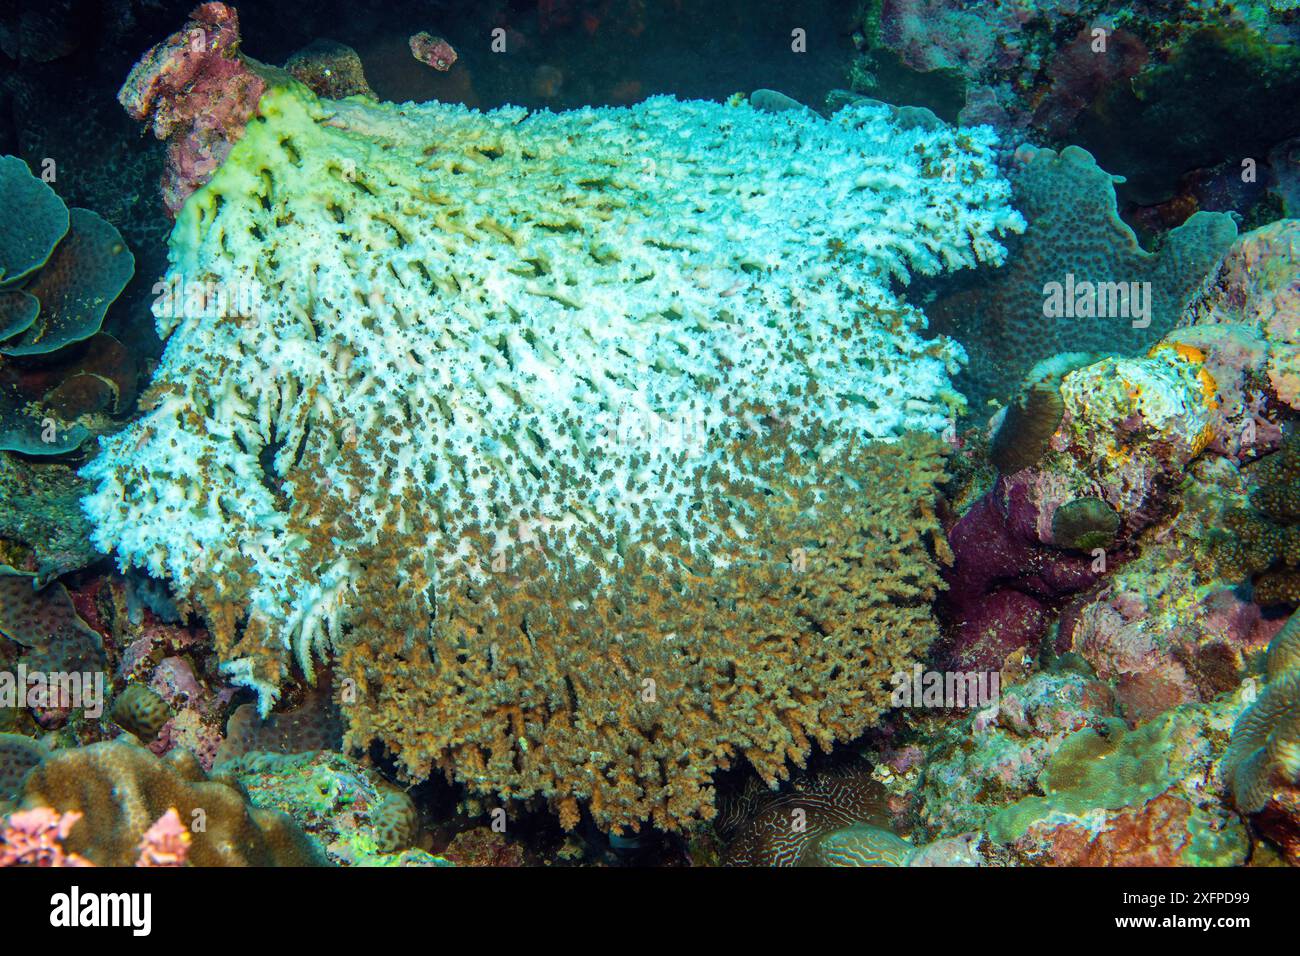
[85,77,1023,831]
[1223,610,1300,815]
[0,156,135,454]
[719,764,892,866]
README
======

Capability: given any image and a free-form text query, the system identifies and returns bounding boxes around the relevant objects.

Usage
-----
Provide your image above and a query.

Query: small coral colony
[1,0,1299,870]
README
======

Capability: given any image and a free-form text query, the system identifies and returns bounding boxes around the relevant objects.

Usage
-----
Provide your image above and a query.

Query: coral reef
[1031,25,1149,140]
[87,27,1028,832]
[326,429,954,833]
[0,453,99,581]
[116,3,267,217]
[284,39,375,100]
[16,737,329,865]
[939,300,1268,672]
[1009,791,1249,866]
[990,704,1250,867]
[918,251,1300,862]
[0,209,134,358]
[1223,610,1300,862]
[7,568,240,771]
[904,678,1250,866]
[799,822,918,866]
[1,0,1291,871]
[856,3,1300,206]
[1213,430,1300,605]
[1056,458,1273,725]
[930,144,1237,406]
[904,671,1117,836]
[0,155,135,454]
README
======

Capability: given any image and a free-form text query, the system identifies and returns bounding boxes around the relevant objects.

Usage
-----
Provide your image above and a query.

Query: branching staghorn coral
[85,70,1024,831]
[338,425,952,831]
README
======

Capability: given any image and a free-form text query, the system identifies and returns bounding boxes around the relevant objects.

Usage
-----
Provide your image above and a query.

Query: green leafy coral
[0,155,134,455]
[930,145,1236,406]
[988,714,1183,844]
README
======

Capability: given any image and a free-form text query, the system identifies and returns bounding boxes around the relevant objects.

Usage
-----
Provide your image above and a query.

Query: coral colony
[1,0,1300,879]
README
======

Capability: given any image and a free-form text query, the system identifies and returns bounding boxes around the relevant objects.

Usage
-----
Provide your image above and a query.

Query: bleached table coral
[85,70,1022,830]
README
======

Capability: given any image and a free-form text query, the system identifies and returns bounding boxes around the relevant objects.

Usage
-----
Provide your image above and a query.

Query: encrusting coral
[0,566,106,681]
[0,155,136,454]
[0,452,100,582]
[85,8,1027,833]
[16,737,328,866]
[110,683,173,742]
[0,732,48,804]
[929,144,1236,406]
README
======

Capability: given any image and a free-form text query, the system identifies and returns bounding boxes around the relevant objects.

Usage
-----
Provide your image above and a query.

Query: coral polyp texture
[84,74,1025,832]
[930,144,1236,405]
[16,739,328,866]
[0,155,135,455]
[1224,609,1300,816]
